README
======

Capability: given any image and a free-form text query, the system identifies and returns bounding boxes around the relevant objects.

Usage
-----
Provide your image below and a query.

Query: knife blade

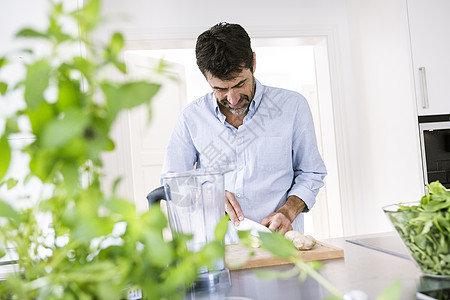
[235,218,272,237]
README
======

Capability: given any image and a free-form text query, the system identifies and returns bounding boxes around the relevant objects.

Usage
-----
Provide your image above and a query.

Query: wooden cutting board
[225,241,344,270]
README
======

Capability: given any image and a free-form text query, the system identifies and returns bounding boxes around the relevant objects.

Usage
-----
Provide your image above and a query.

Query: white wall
[99,0,348,33]
[345,0,424,234]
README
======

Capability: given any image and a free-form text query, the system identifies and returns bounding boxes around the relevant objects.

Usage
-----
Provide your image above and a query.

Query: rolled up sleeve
[287,97,327,212]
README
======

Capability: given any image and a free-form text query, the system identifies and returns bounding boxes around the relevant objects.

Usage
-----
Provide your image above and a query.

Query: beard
[218,75,255,115]
[219,95,251,115]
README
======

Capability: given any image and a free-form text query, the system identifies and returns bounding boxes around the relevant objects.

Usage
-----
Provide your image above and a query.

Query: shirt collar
[213,77,263,124]
[246,78,263,120]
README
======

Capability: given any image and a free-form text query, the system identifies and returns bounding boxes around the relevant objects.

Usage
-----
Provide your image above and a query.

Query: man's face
[206,68,256,115]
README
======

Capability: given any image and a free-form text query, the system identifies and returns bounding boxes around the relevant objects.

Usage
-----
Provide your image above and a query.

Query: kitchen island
[186,232,449,300]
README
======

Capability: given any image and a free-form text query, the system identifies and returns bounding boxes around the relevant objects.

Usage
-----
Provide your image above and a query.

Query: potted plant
[0,1,226,299]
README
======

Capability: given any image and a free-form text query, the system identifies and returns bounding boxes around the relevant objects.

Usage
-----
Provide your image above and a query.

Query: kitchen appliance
[418,114,450,189]
[159,167,232,292]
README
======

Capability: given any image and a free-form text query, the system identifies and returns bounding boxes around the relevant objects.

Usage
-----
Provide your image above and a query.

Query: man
[162,22,326,234]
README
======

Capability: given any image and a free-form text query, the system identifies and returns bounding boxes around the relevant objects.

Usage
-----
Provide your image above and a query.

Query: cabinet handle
[418,67,429,109]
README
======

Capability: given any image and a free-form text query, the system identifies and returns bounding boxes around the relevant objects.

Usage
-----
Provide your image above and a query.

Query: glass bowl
[383,202,450,279]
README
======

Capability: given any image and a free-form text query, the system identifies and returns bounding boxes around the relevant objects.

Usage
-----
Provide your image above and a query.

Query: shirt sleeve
[287,95,327,212]
[161,110,198,181]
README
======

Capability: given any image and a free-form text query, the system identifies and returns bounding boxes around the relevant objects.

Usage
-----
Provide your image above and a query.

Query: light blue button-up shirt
[162,78,327,232]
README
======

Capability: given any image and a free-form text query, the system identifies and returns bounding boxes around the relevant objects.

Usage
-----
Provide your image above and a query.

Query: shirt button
[239,165,243,170]
[237,138,242,143]
[236,193,241,198]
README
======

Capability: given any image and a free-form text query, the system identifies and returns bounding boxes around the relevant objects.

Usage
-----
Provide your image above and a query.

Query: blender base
[188,268,231,295]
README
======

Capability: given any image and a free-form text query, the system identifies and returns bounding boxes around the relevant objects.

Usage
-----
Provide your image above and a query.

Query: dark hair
[195,22,253,80]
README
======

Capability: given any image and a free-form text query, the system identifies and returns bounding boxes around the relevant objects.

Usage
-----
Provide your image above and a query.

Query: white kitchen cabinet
[407,0,450,116]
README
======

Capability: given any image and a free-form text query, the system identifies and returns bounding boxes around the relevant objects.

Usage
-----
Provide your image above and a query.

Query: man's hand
[260,195,306,234]
[225,191,244,226]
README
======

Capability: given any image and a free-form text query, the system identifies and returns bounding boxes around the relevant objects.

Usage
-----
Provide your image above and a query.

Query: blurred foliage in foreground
[0,1,226,299]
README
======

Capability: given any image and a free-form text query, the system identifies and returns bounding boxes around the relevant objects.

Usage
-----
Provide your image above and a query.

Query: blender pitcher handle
[146,186,166,205]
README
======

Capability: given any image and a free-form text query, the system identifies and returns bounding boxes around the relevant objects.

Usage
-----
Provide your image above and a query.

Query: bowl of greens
[383,181,450,279]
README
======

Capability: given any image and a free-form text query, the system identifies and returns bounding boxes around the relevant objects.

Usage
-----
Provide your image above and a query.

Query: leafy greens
[386,181,450,277]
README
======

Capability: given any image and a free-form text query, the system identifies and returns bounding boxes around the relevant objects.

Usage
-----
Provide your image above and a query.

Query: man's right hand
[225,190,244,226]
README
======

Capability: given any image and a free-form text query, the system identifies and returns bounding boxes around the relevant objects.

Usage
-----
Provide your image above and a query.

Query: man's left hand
[260,195,306,234]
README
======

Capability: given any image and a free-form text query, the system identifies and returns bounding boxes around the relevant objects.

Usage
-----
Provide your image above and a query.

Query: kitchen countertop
[185,232,450,300]
[2,232,448,299]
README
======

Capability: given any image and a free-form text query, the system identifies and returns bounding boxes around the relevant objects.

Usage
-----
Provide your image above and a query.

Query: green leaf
[237,230,259,248]
[162,258,198,295]
[24,59,51,109]
[5,118,19,134]
[428,181,448,195]
[61,137,87,159]
[200,240,225,263]
[27,101,56,134]
[324,296,344,300]
[83,128,115,164]
[145,230,173,267]
[109,32,124,58]
[104,197,136,221]
[57,79,81,111]
[52,2,63,14]
[375,279,402,300]
[237,230,251,240]
[0,242,6,259]
[48,14,73,43]
[214,215,230,241]
[119,82,161,109]
[29,148,58,181]
[0,135,11,180]
[6,178,18,189]
[113,61,127,73]
[73,0,100,33]
[155,59,170,74]
[424,200,448,212]
[259,231,298,259]
[72,215,114,242]
[16,28,48,39]
[111,177,121,196]
[71,57,93,79]
[40,108,90,148]
[0,200,19,221]
[101,82,161,124]
[0,57,8,69]
[60,160,80,188]
[0,82,7,95]
[146,204,168,231]
[61,202,77,227]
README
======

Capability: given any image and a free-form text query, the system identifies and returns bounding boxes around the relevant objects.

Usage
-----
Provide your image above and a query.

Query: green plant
[0,1,226,299]
[386,181,450,276]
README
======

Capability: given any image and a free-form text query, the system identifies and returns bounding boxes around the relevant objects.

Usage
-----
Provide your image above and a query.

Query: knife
[234,218,272,237]
[224,218,272,245]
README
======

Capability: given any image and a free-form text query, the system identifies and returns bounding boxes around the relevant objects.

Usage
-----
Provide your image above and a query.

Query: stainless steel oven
[418,114,450,189]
